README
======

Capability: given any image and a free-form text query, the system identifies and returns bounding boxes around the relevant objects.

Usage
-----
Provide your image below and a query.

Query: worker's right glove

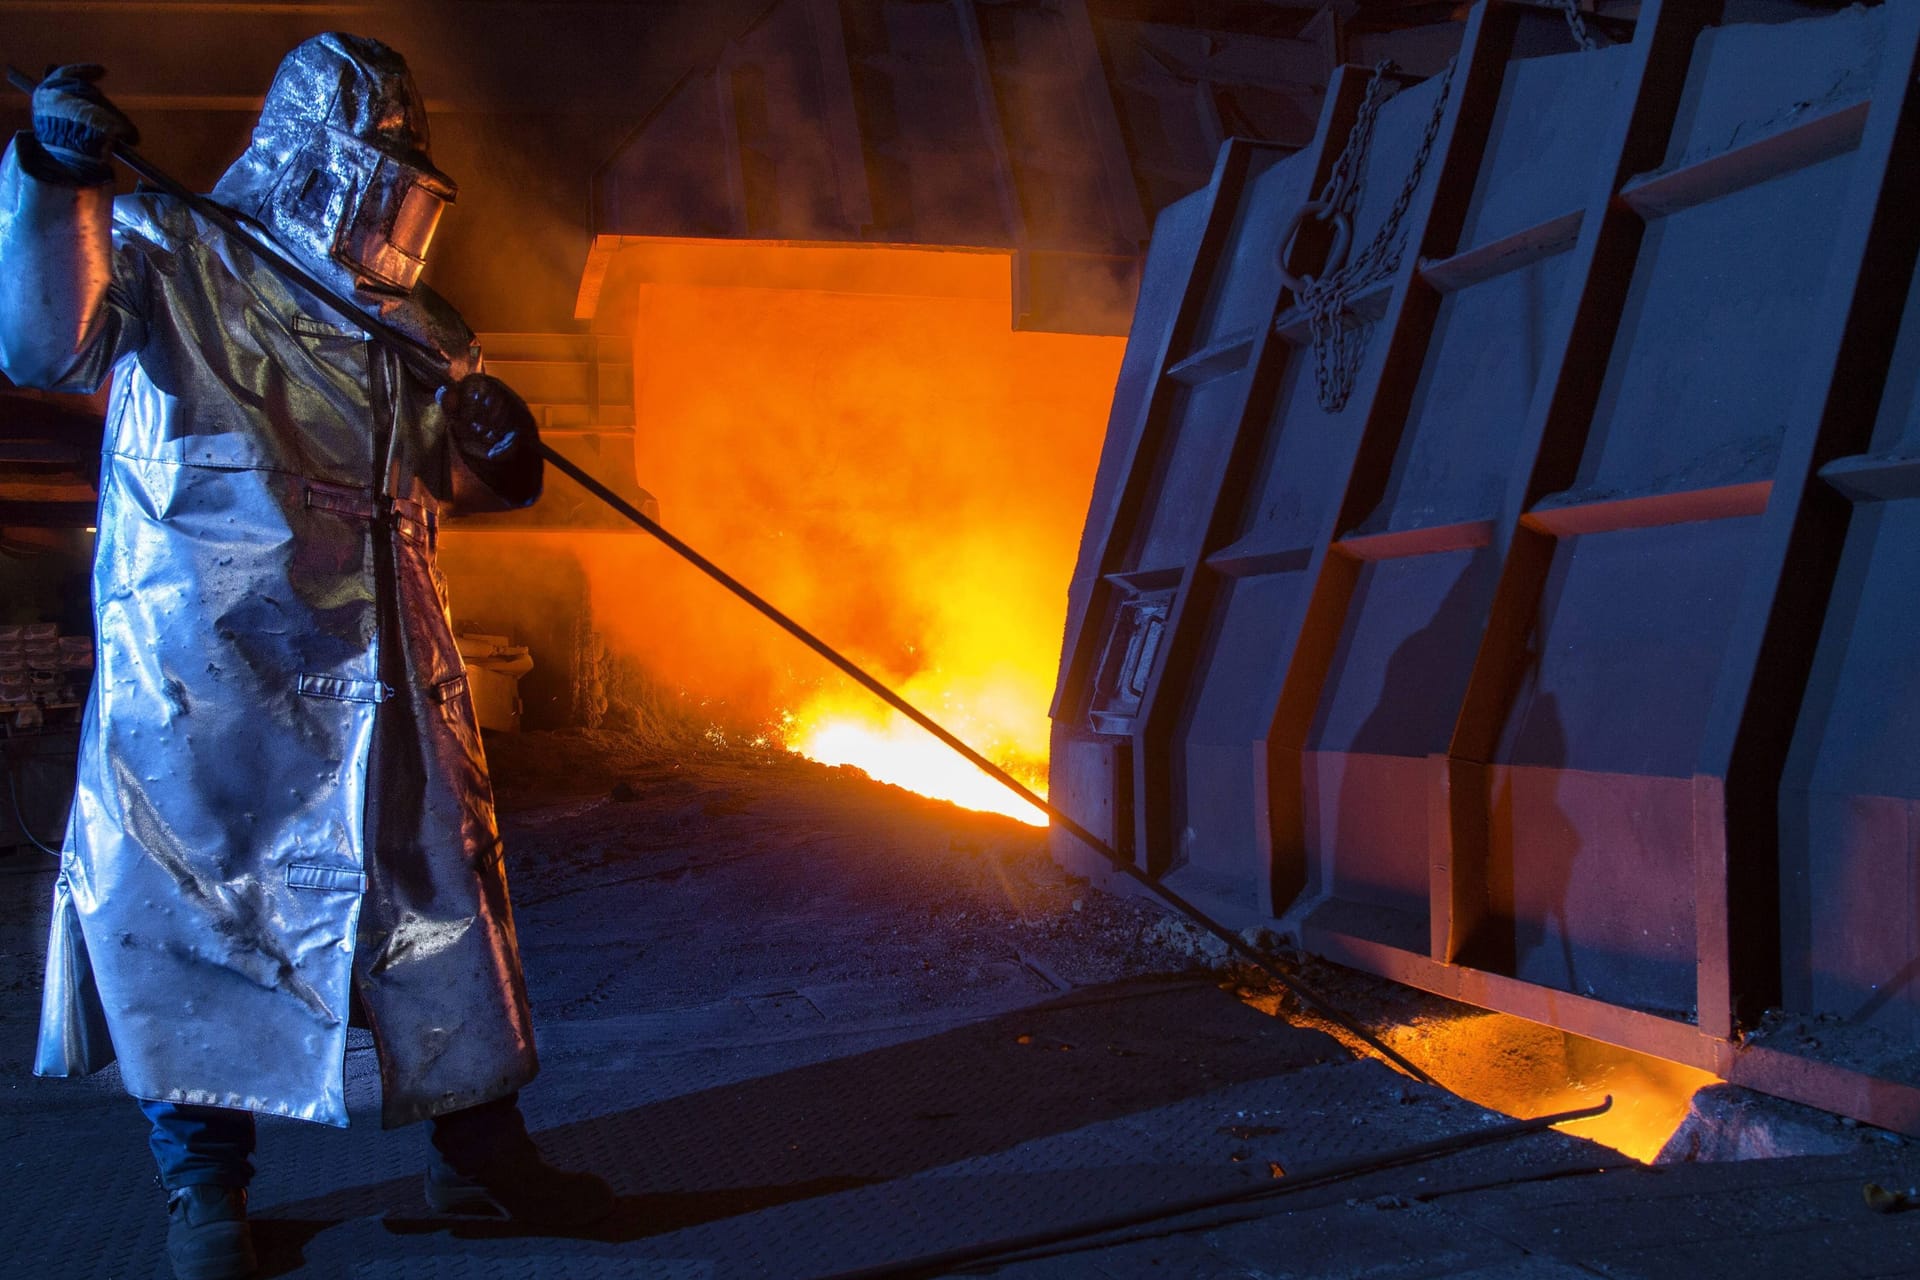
[438,373,542,508]
[438,373,537,463]
[31,64,140,185]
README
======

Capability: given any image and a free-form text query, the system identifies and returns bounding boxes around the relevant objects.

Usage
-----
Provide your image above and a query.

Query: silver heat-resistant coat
[0,38,541,1128]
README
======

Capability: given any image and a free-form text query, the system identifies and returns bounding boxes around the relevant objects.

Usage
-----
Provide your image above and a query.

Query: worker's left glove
[31,64,140,185]
[437,373,536,462]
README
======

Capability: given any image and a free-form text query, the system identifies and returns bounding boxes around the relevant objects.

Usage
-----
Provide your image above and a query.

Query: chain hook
[1276,200,1353,300]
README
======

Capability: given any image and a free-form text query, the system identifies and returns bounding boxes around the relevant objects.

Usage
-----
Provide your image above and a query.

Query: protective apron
[0,51,541,1127]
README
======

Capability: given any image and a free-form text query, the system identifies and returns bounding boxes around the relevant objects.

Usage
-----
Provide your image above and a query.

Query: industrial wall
[1050,0,1920,1131]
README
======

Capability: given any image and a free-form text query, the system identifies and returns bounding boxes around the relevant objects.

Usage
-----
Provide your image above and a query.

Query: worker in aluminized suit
[0,35,611,1280]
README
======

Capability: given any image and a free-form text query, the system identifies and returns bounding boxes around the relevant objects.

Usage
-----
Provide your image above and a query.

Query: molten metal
[789,704,1048,826]
[575,239,1122,819]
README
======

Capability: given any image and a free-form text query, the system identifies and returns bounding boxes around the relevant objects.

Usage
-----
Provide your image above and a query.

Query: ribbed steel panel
[1051,0,1920,1131]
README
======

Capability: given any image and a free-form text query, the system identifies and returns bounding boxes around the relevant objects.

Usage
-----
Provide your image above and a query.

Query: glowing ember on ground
[1253,998,1719,1164]
[784,668,1052,826]
[788,711,1048,826]
[1521,1052,1719,1163]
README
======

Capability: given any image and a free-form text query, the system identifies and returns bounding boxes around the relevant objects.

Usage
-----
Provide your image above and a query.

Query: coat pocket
[286,863,367,893]
[298,673,393,703]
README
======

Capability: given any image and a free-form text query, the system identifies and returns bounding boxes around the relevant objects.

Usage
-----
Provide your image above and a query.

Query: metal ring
[1276,201,1353,298]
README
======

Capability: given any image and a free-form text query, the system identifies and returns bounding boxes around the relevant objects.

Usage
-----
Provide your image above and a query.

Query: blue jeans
[141,1091,525,1189]
[141,1101,255,1190]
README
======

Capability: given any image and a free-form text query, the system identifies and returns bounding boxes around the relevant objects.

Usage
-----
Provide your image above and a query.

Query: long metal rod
[5,752,63,856]
[540,450,1436,1084]
[6,67,1434,1085]
[814,1095,1615,1280]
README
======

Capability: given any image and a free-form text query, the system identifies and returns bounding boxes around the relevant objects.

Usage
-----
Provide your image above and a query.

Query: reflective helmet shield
[213,33,458,298]
[336,149,451,292]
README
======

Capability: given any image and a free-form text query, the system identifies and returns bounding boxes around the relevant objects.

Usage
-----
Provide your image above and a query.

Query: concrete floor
[4,728,1920,1277]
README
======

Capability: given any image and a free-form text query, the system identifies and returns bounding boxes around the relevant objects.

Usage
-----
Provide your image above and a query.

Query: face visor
[272,124,457,295]
[334,143,455,293]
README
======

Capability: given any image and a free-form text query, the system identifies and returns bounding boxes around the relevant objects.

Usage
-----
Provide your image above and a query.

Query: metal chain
[1559,0,1600,52]
[1345,59,1455,288]
[1294,57,1457,413]
[1317,59,1397,230]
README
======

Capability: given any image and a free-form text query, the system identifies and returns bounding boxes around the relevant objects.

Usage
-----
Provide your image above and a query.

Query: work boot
[424,1146,614,1228]
[164,1185,256,1280]
[424,1096,612,1228]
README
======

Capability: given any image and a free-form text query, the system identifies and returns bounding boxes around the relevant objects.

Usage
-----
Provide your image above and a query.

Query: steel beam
[1442,0,1725,983]
[1692,2,1920,1036]
[1127,66,1379,881]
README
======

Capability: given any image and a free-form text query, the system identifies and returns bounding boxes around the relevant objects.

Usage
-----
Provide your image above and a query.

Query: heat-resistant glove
[31,64,139,185]
[438,373,542,509]
[437,373,537,462]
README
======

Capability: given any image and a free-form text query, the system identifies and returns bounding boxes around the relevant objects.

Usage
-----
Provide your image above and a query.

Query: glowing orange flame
[567,238,1124,821]
[788,713,1047,825]
[784,668,1050,825]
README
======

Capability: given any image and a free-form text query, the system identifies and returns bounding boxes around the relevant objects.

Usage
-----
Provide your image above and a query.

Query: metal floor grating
[3,978,1549,1278]
[13,765,1920,1279]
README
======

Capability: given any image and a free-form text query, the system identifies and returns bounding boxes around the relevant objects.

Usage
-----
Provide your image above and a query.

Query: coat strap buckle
[304,483,438,549]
